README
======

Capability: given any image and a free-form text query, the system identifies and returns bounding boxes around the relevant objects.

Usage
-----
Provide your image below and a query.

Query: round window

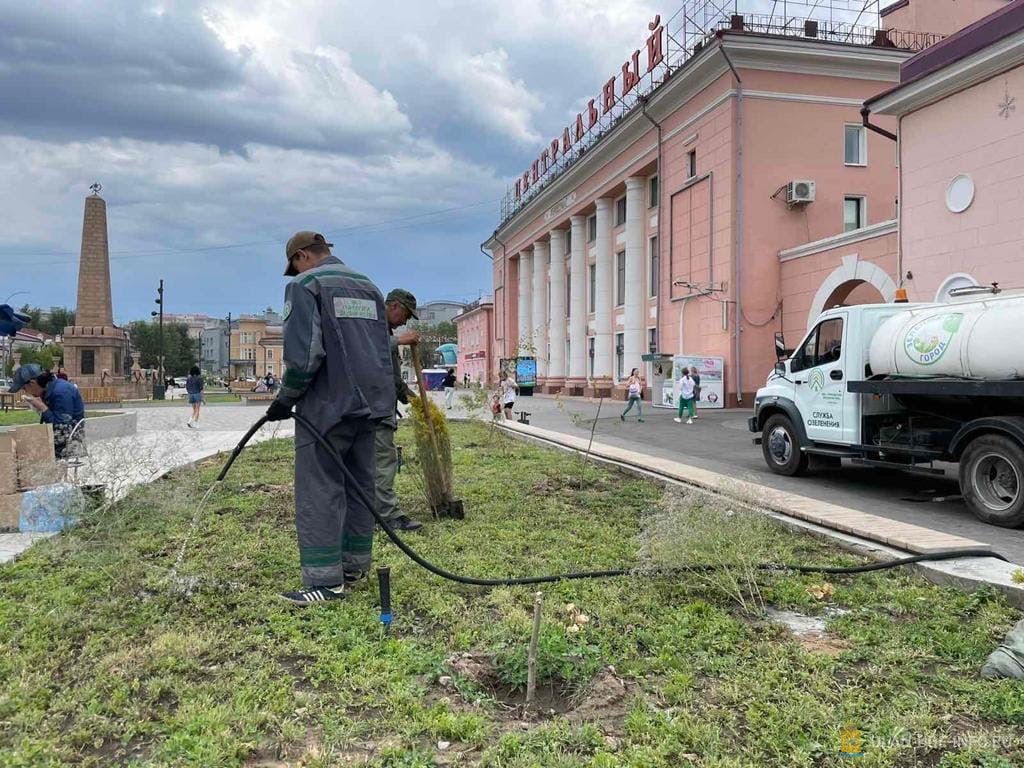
[945,174,975,213]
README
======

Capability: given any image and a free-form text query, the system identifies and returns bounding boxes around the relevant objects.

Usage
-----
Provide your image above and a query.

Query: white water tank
[869,294,1024,379]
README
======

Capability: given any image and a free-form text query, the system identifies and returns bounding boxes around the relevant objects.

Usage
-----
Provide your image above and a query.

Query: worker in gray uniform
[265,231,395,606]
[376,289,423,532]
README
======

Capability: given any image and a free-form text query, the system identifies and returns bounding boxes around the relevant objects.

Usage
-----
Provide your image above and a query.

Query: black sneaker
[343,570,368,587]
[393,515,424,532]
[280,585,345,605]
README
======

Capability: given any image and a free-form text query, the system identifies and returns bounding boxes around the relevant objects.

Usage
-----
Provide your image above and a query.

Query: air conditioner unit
[785,180,815,205]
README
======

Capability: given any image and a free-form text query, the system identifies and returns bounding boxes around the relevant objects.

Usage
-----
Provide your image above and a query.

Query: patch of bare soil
[564,667,639,737]
[795,633,852,656]
[443,653,638,739]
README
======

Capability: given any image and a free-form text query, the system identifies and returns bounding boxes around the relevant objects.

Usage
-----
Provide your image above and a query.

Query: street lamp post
[151,279,165,400]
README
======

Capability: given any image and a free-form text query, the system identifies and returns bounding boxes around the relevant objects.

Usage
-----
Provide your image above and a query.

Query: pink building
[453,298,494,386]
[483,1,945,405]
[867,0,1024,302]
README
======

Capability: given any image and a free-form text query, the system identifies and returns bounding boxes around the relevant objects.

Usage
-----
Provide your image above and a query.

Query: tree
[3,343,63,376]
[14,305,75,336]
[414,320,458,369]
[127,321,199,375]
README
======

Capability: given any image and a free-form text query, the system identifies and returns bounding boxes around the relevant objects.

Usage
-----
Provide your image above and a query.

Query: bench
[515,410,531,425]
[239,393,276,405]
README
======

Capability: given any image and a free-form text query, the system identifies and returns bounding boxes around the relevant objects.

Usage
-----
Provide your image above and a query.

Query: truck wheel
[762,414,808,477]
[960,435,1024,527]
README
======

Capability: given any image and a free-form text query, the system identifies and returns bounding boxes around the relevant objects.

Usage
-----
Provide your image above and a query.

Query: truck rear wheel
[959,435,1024,527]
[762,414,808,477]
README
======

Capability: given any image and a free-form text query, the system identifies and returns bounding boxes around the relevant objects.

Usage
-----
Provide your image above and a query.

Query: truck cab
[749,301,1024,527]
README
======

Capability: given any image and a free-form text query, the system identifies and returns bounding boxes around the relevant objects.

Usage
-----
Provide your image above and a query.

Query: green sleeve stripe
[299,269,374,287]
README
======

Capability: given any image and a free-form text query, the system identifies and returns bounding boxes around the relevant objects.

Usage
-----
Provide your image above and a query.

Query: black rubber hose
[216,414,1007,586]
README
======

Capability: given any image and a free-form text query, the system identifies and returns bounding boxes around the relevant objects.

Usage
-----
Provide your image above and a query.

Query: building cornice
[869,28,1024,115]
[485,35,908,250]
[778,219,897,262]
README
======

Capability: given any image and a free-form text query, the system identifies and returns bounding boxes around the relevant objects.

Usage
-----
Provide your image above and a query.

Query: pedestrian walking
[185,365,204,428]
[463,372,470,388]
[673,367,696,425]
[620,368,645,422]
[443,368,457,409]
[690,367,701,420]
[265,231,395,606]
[499,370,518,420]
[375,288,424,533]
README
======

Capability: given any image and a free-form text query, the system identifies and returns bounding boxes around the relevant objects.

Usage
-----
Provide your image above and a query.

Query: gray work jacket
[275,256,395,433]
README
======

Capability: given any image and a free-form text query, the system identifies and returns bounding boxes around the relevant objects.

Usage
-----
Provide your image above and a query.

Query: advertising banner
[658,355,725,409]
[515,357,537,388]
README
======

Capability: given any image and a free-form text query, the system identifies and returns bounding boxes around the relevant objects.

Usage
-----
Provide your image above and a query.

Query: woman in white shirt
[620,368,645,423]
[674,367,696,425]
[499,370,519,421]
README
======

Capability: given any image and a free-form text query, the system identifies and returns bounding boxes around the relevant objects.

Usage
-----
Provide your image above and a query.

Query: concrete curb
[498,422,1024,610]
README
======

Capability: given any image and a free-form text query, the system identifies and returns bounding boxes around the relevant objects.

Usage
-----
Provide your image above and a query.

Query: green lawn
[1,422,1022,767]
[122,393,242,406]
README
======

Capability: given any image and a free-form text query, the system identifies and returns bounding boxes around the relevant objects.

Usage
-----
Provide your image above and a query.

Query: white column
[568,215,587,382]
[517,249,532,353]
[624,176,646,376]
[531,239,549,378]
[593,198,614,381]
[547,229,567,383]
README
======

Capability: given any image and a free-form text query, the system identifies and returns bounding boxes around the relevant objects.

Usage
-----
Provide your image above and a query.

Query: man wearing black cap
[265,231,395,605]
[376,289,423,532]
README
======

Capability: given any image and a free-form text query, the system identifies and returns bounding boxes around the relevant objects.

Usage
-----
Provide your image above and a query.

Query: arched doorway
[822,279,886,310]
[806,254,896,332]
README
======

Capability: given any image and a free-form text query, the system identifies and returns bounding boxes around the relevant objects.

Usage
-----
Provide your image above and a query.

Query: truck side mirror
[774,361,786,376]
[774,332,791,361]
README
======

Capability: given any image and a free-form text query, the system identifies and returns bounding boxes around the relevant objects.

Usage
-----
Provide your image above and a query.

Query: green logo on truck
[903,313,962,366]
[808,369,825,392]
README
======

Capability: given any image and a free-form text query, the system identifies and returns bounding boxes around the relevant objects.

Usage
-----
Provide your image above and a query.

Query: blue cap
[9,363,43,393]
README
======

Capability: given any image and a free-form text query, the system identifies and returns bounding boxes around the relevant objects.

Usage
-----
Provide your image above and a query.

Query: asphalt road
[517,394,1024,566]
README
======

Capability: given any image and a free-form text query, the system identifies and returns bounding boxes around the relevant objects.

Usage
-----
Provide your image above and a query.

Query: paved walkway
[0,403,291,563]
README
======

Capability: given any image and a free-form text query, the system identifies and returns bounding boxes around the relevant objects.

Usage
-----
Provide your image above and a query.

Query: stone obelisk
[63,185,126,388]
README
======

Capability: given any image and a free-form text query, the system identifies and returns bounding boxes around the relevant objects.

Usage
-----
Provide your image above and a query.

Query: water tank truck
[749,290,1024,526]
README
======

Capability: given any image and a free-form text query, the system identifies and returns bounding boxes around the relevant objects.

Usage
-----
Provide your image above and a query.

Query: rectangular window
[615,196,627,227]
[267,349,274,360]
[589,264,596,313]
[687,149,697,178]
[588,337,595,378]
[844,124,866,166]
[615,333,624,380]
[616,251,626,306]
[791,317,844,372]
[587,214,597,242]
[565,229,572,255]
[648,327,657,354]
[843,196,865,232]
[81,349,95,375]
[649,176,659,208]
[566,269,571,309]
[649,236,659,297]
[266,364,274,374]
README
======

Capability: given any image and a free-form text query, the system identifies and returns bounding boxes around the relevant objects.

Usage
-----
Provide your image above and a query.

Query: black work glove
[265,400,293,421]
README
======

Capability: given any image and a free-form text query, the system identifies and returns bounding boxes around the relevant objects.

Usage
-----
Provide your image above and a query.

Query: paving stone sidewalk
[0,404,293,564]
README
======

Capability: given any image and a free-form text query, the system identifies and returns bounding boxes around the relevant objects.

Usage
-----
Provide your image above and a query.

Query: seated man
[9,363,86,459]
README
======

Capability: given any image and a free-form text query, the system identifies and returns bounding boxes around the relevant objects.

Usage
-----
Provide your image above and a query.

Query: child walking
[673,367,696,425]
[620,368,645,422]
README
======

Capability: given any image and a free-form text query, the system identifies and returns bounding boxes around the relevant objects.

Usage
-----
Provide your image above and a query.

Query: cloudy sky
[0,0,666,323]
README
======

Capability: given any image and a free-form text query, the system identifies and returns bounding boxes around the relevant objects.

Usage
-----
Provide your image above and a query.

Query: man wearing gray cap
[265,231,395,605]
[376,288,423,532]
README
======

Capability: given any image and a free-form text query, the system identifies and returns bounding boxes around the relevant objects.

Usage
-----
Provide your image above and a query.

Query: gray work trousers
[294,418,376,587]
[374,415,401,522]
